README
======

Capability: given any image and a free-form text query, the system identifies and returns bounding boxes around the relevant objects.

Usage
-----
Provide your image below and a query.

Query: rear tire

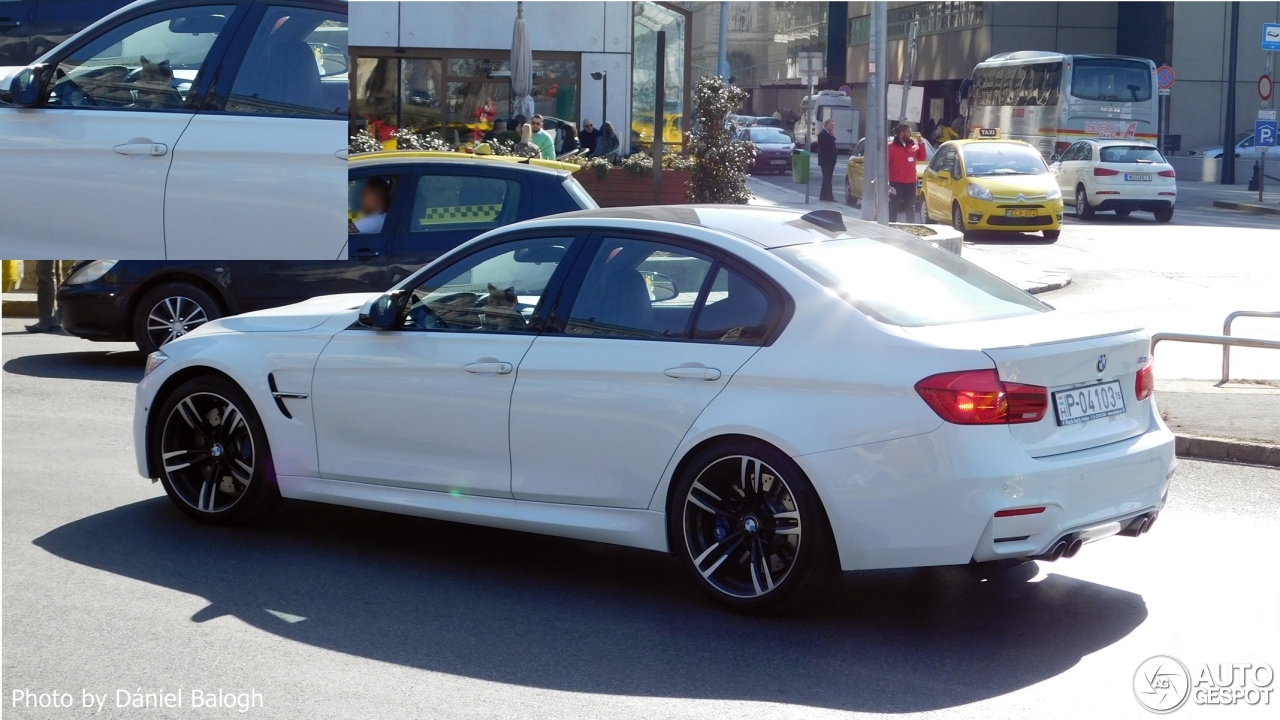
[1075,185,1094,219]
[1115,209,1131,217]
[132,282,221,355]
[1154,206,1174,223]
[670,439,839,614]
[151,375,281,526]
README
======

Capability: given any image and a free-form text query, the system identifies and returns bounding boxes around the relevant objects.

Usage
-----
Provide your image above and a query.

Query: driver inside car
[350,177,391,234]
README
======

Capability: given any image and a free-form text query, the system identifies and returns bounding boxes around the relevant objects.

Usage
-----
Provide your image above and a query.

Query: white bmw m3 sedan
[135,206,1176,612]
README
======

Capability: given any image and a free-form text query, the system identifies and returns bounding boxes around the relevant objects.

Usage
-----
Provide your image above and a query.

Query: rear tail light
[1094,167,1120,176]
[1158,168,1176,178]
[1135,363,1155,401]
[915,369,1048,425]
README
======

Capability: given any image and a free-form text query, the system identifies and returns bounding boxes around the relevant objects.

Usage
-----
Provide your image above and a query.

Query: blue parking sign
[1257,120,1278,148]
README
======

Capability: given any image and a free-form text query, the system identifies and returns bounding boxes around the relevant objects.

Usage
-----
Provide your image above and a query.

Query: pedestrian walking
[817,119,838,201]
[24,260,58,333]
[887,123,927,223]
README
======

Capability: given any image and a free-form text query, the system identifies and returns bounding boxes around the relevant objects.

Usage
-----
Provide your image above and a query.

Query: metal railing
[1150,309,1280,385]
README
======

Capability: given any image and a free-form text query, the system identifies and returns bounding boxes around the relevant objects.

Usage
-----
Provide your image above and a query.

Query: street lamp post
[591,70,608,140]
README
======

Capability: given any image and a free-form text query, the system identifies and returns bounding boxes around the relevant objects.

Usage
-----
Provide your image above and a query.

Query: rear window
[1099,145,1165,163]
[775,236,1049,327]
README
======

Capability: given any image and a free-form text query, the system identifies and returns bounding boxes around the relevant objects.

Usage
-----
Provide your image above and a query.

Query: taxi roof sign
[975,127,1000,138]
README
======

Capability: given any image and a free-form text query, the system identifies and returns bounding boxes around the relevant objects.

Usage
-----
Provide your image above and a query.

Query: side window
[1059,143,1078,162]
[1082,144,1094,162]
[566,238,713,340]
[46,5,235,110]
[693,266,778,344]
[927,146,946,172]
[226,6,347,117]
[853,138,865,158]
[349,176,395,235]
[410,174,521,234]
[401,236,572,333]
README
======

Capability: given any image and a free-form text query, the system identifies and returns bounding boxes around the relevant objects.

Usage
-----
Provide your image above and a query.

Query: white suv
[0,0,348,259]
[1050,139,1176,222]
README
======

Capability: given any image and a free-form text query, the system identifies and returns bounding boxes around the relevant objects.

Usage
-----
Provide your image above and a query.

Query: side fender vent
[266,373,309,419]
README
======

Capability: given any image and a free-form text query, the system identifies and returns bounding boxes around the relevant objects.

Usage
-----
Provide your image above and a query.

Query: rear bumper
[56,283,133,342]
[1091,197,1175,212]
[794,415,1176,572]
[752,154,793,172]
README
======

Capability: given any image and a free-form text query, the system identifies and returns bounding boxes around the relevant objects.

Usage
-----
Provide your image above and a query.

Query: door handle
[464,362,513,374]
[349,247,380,259]
[664,366,722,381]
[113,142,168,157]
[0,19,22,28]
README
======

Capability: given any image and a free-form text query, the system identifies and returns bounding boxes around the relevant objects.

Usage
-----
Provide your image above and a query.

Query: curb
[1,299,38,318]
[1211,200,1280,216]
[1175,434,1280,468]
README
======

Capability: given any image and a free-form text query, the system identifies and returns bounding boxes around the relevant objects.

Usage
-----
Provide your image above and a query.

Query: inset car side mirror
[936,169,951,180]
[359,289,407,330]
[640,271,679,303]
[4,66,45,107]
[1050,153,1061,163]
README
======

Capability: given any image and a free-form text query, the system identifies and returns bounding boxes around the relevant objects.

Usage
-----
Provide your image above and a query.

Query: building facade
[842,1,1280,157]
[349,1,691,154]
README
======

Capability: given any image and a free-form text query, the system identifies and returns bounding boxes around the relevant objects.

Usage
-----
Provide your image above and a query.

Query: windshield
[1099,145,1165,163]
[747,128,792,144]
[961,143,1048,176]
[775,236,1049,327]
[1070,58,1152,103]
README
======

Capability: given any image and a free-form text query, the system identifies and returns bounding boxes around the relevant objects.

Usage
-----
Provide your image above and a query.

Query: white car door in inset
[311,235,578,498]
[0,4,239,259]
[163,3,347,260]
[510,236,783,509]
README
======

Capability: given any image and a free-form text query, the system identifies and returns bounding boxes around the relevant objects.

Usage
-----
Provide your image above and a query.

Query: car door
[384,165,530,287]
[0,2,245,259]
[924,145,956,219]
[1053,141,1080,197]
[162,0,347,259]
[224,169,403,312]
[509,233,785,508]
[310,233,583,498]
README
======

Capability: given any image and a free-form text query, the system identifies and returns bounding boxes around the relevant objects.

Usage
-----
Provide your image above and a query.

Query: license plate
[1124,173,1151,181]
[1006,209,1037,218]
[769,160,788,165]
[1053,381,1127,426]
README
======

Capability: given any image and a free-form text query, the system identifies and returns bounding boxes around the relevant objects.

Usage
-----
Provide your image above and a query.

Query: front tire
[952,202,969,238]
[671,439,838,613]
[132,282,221,355]
[152,375,280,525]
[1042,229,1061,240]
[1075,185,1094,219]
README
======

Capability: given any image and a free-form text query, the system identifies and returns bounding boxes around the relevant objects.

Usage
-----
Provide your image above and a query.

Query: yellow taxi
[920,132,1063,240]
[845,134,934,210]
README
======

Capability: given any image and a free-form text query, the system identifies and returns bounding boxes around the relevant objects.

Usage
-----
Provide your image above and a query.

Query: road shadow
[35,497,1149,713]
[963,230,1058,246]
[3,350,144,384]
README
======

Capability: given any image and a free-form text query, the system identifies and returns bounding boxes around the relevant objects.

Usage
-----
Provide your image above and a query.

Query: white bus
[965,52,1158,159]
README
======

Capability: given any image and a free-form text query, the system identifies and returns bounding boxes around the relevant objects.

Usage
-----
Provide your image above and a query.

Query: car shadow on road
[964,230,1059,246]
[34,497,1149,712]
[3,350,144,384]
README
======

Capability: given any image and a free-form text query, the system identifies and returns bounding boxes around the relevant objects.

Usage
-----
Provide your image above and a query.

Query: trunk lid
[905,313,1153,457]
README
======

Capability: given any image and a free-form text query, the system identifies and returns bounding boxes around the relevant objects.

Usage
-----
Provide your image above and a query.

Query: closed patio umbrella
[511,2,536,119]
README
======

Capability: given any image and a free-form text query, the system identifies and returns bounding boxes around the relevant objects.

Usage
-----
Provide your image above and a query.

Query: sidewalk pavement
[1177,179,1280,217]
[746,176,1072,294]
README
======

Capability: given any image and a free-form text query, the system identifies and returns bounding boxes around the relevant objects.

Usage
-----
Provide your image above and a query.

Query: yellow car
[845,134,935,210]
[921,138,1063,240]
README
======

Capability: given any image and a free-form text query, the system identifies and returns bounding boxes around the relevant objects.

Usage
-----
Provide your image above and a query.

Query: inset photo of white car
[1050,139,1177,222]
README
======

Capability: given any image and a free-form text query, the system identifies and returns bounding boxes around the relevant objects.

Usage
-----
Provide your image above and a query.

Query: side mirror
[640,271,679,303]
[1050,153,1061,163]
[359,289,407,330]
[936,169,952,180]
[4,66,45,107]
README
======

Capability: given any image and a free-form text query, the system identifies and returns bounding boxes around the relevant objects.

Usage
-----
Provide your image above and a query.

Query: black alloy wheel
[673,440,837,613]
[153,376,279,525]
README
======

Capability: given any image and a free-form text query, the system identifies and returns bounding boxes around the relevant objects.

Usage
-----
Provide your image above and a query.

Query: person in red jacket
[887,123,928,222]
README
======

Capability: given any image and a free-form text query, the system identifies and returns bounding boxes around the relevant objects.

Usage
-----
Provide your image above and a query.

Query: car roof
[529,205,917,250]
[348,151,579,176]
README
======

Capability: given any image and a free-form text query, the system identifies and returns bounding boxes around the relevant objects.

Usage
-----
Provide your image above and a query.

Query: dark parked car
[58,152,597,353]
[737,126,795,175]
[0,0,135,66]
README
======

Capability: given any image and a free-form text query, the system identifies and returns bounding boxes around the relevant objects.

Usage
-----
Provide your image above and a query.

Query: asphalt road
[3,319,1278,719]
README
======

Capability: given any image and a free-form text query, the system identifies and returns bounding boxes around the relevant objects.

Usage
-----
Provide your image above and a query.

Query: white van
[795,91,859,152]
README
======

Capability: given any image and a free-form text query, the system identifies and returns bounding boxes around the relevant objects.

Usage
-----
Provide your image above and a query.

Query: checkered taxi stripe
[419,204,503,225]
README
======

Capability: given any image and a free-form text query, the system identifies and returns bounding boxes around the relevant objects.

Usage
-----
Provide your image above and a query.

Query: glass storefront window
[401,58,443,134]
[632,1,686,151]
[354,56,399,141]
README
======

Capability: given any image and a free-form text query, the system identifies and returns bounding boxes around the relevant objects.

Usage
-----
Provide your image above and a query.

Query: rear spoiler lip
[978,326,1146,352]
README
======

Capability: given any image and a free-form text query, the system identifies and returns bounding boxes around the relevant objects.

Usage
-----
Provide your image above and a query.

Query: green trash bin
[791,148,810,184]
